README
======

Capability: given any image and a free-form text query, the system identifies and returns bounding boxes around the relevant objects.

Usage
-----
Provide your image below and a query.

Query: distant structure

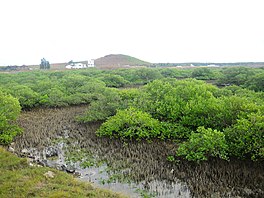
[40,58,50,69]
[0,65,29,71]
[65,59,95,69]
[207,64,219,67]
[87,59,95,67]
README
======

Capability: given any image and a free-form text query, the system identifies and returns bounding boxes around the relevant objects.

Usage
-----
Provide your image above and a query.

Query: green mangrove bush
[97,107,161,140]
[225,112,264,160]
[0,92,21,144]
[0,67,263,161]
[93,78,263,161]
[177,127,229,161]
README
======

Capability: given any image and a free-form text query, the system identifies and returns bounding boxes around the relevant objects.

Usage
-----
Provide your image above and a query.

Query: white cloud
[0,0,263,65]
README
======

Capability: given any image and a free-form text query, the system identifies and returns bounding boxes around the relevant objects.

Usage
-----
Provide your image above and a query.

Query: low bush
[225,112,264,160]
[97,107,161,140]
[177,127,229,161]
[0,92,22,144]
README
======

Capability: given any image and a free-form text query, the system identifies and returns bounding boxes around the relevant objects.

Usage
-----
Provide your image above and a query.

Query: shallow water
[14,106,264,198]
[15,131,191,197]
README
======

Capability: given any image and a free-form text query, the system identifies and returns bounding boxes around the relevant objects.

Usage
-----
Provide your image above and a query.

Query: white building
[207,64,219,67]
[65,59,95,69]
[87,59,95,67]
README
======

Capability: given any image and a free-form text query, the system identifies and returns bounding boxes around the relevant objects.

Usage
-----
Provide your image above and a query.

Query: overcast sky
[0,0,263,65]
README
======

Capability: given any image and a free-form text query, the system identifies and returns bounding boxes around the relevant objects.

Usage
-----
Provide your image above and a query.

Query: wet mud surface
[13,106,264,198]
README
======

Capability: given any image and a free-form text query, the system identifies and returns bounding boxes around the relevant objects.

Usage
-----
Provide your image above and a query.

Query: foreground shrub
[5,85,40,109]
[97,107,161,140]
[177,127,228,161]
[225,112,264,160]
[159,122,192,140]
[244,72,264,92]
[0,92,21,144]
[78,88,141,123]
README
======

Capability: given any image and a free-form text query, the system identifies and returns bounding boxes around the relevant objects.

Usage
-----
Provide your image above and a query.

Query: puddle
[18,136,191,198]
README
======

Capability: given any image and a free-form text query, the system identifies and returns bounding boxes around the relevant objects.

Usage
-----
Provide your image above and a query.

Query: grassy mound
[0,147,126,198]
[95,54,151,68]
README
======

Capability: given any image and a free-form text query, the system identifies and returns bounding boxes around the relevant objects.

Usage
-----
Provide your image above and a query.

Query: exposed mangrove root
[14,106,264,198]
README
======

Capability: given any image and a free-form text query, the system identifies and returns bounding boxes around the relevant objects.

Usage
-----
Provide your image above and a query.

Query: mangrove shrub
[0,92,21,144]
[177,127,229,161]
[97,107,161,140]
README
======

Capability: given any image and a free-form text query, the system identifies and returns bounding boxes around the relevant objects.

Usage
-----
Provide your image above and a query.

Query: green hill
[95,54,151,68]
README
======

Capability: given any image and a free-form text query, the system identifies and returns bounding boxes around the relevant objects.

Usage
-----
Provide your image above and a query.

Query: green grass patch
[0,147,127,198]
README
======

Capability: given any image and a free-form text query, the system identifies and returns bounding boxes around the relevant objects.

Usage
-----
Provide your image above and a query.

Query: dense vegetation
[0,67,263,161]
[0,147,125,198]
[0,92,21,144]
[94,79,263,161]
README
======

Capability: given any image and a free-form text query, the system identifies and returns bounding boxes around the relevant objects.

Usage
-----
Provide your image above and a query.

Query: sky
[0,0,263,65]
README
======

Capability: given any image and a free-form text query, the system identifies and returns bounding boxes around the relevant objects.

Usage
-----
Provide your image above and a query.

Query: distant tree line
[152,62,264,67]
[0,65,29,71]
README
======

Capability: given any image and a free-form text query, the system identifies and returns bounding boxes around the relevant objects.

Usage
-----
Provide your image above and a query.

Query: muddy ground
[13,106,264,198]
